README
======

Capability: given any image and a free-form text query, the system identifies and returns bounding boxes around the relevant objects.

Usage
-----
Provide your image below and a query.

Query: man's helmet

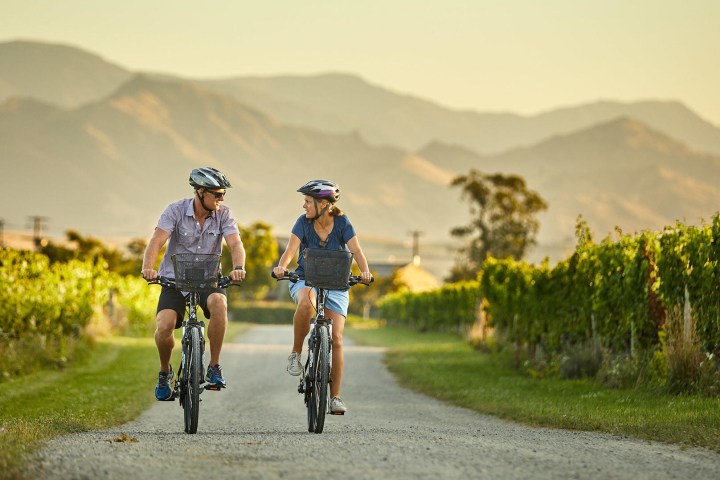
[297,180,340,203]
[189,167,232,190]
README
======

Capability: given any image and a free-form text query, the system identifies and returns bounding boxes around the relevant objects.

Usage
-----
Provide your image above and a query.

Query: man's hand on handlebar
[141,268,158,281]
[229,269,246,283]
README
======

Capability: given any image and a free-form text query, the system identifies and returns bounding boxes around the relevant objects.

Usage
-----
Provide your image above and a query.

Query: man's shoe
[330,396,348,414]
[155,366,174,401]
[287,352,303,376]
[205,363,226,389]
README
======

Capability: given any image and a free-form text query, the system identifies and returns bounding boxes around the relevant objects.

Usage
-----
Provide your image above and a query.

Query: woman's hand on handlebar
[141,268,158,281]
[272,266,288,279]
[359,271,373,283]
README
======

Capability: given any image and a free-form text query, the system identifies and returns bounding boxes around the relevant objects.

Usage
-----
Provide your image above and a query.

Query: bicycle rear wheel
[183,326,202,434]
[307,325,330,433]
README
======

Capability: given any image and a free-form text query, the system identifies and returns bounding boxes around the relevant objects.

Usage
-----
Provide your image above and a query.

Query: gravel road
[33,324,720,479]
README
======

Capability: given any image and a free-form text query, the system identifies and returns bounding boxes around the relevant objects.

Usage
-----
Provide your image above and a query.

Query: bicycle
[273,249,372,434]
[148,253,239,434]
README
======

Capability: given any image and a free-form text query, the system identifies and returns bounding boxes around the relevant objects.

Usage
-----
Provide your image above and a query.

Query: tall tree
[449,169,548,281]
[222,221,278,301]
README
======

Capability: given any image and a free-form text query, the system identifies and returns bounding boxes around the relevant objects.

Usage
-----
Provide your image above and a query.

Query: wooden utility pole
[408,230,423,266]
[28,216,49,250]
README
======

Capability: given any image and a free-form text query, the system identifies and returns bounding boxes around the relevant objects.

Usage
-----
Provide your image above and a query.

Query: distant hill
[0,75,467,257]
[421,118,720,254]
[2,40,720,276]
[202,75,720,156]
[0,40,132,108]
[2,40,720,157]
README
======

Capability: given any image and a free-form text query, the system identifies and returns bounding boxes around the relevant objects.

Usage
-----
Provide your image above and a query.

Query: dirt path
[33,325,720,479]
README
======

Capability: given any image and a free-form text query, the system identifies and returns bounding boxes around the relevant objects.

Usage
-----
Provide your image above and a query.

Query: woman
[273,179,372,414]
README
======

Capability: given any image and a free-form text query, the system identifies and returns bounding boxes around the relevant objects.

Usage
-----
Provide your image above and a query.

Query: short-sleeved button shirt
[291,214,356,276]
[156,198,240,278]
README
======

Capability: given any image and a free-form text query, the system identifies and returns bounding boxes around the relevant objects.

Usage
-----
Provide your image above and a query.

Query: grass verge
[0,322,248,480]
[346,323,720,453]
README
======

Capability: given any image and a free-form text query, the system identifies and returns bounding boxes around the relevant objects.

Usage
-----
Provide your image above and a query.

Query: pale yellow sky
[2,0,719,125]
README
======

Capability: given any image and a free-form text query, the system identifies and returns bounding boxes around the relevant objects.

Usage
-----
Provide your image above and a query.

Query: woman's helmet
[189,167,232,190]
[297,179,340,203]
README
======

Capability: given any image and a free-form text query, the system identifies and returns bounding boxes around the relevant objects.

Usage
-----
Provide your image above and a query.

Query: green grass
[0,322,248,480]
[346,324,720,453]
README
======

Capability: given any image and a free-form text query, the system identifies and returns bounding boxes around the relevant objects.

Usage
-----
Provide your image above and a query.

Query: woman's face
[303,195,327,217]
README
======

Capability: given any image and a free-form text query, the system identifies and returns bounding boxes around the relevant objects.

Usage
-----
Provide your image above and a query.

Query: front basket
[171,253,221,292]
[303,248,353,290]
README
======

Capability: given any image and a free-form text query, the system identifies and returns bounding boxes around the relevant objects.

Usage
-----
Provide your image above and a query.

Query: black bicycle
[273,249,372,433]
[148,253,238,434]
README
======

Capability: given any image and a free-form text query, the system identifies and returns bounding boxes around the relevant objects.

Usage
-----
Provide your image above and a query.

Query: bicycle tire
[309,325,330,433]
[184,326,202,434]
[305,333,317,432]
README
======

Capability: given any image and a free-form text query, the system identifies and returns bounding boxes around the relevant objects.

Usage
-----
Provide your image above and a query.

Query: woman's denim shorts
[289,279,349,317]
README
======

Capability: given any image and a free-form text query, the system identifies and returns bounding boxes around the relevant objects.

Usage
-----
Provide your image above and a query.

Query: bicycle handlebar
[271,270,374,287]
[147,274,241,289]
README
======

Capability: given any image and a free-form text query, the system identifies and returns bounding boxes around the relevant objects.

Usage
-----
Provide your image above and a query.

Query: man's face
[203,188,226,210]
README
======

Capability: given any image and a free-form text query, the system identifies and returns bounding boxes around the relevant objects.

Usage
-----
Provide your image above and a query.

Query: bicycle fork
[299,322,334,409]
[298,325,314,396]
[175,322,206,400]
[299,321,322,396]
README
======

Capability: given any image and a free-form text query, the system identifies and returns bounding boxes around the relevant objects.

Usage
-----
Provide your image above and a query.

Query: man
[141,167,246,400]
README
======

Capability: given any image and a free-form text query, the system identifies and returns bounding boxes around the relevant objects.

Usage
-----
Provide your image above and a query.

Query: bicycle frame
[302,286,332,391]
[174,291,205,433]
[148,274,236,434]
[177,291,206,390]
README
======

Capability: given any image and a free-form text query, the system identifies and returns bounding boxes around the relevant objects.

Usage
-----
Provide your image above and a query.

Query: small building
[370,255,440,293]
[394,256,440,292]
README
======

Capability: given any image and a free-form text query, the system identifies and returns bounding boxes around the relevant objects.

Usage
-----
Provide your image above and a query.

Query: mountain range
[2,40,719,278]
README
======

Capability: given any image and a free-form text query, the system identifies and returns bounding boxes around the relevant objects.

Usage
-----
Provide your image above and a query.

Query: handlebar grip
[147,276,174,288]
[218,275,243,288]
[349,276,374,286]
[271,270,300,283]
[271,270,292,279]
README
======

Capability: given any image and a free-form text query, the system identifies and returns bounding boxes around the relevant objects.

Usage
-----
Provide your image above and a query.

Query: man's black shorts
[157,286,227,329]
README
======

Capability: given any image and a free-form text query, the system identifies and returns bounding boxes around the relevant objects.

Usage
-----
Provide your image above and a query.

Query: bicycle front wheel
[184,326,202,434]
[308,325,330,434]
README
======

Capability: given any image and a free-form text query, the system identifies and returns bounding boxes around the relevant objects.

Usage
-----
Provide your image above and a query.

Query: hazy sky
[2,0,719,125]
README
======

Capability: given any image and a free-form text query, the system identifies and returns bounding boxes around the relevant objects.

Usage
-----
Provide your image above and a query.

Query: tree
[449,169,548,281]
[222,221,278,301]
[40,230,130,271]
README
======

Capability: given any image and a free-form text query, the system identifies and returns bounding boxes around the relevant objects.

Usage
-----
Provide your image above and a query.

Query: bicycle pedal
[204,384,225,391]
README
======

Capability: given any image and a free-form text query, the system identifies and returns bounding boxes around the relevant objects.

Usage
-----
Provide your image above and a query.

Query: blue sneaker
[155,366,174,401]
[205,363,226,389]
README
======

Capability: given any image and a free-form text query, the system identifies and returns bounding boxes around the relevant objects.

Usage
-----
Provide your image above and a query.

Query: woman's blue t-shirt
[291,214,356,276]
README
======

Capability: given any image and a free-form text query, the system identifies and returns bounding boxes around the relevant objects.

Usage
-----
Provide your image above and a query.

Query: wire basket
[171,253,221,292]
[303,248,354,290]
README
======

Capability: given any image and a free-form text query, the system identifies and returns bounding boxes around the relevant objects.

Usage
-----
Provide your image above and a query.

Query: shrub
[558,341,602,379]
